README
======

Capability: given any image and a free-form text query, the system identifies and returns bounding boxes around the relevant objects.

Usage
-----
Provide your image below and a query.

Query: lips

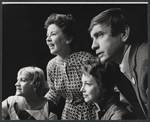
[97,52,103,58]
[49,43,55,49]
[16,88,21,91]
[83,94,88,98]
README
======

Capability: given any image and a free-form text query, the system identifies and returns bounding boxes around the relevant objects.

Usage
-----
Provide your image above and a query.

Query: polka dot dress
[45,51,98,120]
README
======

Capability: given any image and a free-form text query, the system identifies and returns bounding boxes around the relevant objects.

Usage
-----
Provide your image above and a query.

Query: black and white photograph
[2,2,148,120]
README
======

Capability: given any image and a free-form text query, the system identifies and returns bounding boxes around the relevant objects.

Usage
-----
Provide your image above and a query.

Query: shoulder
[132,41,148,70]
[6,96,18,103]
[73,51,94,60]
[3,96,19,107]
[111,110,134,120]
[137,41,148,56]
[131,41,148,58]
[46,57,57,69]
[109,104,135,120]
[47,57,57,65]
[76,51,94,56]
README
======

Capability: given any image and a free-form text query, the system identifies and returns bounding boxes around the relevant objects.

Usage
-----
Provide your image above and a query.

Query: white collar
[119,45,131,74]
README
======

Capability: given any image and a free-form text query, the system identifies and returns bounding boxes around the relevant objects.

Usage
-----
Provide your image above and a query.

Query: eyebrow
[47,31,57,35]
[93,31,104,37]
[85,80,92,84]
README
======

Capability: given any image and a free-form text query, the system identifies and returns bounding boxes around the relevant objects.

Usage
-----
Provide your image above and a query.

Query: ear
[121,25,130,43]
[66,36,73,44]
[34,81,40,91]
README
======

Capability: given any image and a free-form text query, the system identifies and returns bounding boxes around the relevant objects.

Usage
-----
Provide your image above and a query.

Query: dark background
[2,3,147,100]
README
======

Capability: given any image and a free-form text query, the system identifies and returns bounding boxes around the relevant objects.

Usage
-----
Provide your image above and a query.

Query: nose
[80,85,85,92]
[15,80,20,86]
[91,39,99,50]
[46,36,52,44]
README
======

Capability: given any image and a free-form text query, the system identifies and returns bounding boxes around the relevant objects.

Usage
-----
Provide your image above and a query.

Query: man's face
[80,74,102,103]
[90,24,125,63]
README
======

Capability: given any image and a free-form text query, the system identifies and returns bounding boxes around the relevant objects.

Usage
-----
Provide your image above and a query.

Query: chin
[50,51,58,55]
[84,99,92,103]
[15,93,20,96]
[101,57,109,64]
[15,92,22,96]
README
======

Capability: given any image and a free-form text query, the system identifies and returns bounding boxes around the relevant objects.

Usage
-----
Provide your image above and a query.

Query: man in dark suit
[88,8,148,119]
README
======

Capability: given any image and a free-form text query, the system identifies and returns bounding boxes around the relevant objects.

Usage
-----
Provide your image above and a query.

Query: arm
[44,60,61,105]
[49,112,57,120]
[2,98,10,120]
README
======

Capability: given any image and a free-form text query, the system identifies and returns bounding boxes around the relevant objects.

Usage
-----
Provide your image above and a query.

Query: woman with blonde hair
[2,66,57,120]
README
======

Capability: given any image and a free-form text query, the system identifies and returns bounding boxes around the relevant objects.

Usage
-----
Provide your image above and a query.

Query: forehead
[47,24,61,33]
[82,74,97,85]
[17,71,29,79]
[90,24,111,36]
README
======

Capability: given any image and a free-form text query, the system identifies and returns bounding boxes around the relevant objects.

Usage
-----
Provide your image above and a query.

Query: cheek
[101,38,117,53]
[88,87,97,98]
[106,39,123,55]
[53,37,60,45]
[90,87,101,101]
[54,37,66,48]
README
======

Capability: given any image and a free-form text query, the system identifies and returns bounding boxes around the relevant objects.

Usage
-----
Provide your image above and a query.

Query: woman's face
[80,74,102,103]
[46,24,68,56]
[15,72,34,97]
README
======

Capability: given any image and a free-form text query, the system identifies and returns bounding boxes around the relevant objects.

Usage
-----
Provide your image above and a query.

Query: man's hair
[88,8,132,44]
[17,66,47,96]
[81,57,115,93]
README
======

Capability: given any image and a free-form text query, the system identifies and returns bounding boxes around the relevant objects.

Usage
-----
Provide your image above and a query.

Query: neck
[123,44,130,55]
[111,44,129,64]
[96,92,115,110]
[96,99,105,110]
[24,94,45,109]
[58,47,73,61]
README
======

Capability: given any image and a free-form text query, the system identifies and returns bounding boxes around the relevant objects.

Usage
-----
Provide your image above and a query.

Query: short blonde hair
[17,66,47,96]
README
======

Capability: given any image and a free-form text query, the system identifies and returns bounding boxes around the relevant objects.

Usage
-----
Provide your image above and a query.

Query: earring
[66,41,70,44]
[34,88,36,92]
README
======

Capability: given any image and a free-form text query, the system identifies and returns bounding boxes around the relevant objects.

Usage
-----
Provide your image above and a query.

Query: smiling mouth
[16,88,21,91]
[97,52,103,58]
[49,44,54,48]
[83,94,88,98]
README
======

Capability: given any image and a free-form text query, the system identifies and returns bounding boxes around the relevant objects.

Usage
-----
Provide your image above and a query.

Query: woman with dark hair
[44,13,96,120]
[80,58,135,120]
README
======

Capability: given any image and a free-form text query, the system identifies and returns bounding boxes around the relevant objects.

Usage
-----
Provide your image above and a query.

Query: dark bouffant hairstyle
[82,57,115,94]
[44,13,77,48]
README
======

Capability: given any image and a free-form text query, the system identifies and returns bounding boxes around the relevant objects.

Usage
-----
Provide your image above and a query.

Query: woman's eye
[86,83,92,86]
[51,33,56,36]
[20,78,26,82]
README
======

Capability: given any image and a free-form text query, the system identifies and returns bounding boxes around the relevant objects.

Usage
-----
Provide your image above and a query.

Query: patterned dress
[45,51,97,120]
[2,96,57,120]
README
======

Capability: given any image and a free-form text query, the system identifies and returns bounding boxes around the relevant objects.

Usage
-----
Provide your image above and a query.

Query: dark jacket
[105,60,147,119]
[96,92,135,120]
[121,41,148,118]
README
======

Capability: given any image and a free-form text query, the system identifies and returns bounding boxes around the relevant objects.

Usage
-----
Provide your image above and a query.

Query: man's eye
[95,33,103,38]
